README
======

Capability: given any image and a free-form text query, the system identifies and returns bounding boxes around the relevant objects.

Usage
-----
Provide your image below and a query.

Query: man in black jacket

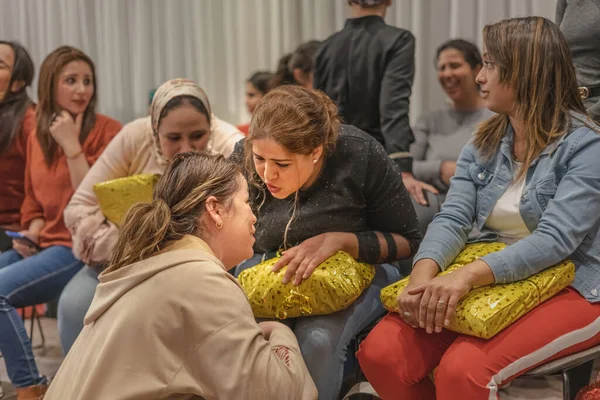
[314,0,436,205]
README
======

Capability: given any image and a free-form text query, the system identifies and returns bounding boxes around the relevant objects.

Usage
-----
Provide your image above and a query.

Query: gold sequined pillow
[381,242,575,339]
[93,174,159,226]
[238,251,376,319]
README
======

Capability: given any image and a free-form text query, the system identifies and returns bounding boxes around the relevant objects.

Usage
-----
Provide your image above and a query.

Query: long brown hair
[36,46,97,166]
[474,17,588,181]
[0,41,34,155]
[106,152,241,272]
[243,85,340,248]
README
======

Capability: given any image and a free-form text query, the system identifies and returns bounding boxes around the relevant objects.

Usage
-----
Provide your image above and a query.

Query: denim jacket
[414,114,600,303]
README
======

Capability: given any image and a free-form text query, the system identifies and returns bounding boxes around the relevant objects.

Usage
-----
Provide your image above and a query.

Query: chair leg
[354,337,362,385]
[562,360,594,400]
[29,307,35,346]
[29,306,46,351]
[17,307,46,351]
[35,307,46,349]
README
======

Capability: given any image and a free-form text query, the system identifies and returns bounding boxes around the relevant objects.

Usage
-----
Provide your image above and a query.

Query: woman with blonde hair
[232,85,421,400]
[45,152,317,400]
[0,45,121,399]
[58,78,244,354]
[358,17,600,400]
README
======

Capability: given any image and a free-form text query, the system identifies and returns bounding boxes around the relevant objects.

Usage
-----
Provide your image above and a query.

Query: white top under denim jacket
[413,113,600,303]
[484,161,530,244]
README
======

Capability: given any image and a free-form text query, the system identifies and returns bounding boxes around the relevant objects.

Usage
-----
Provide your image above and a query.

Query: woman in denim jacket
[357,16,600,400]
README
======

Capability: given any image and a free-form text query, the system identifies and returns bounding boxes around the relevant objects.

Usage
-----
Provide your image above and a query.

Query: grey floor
[0,318,584,399]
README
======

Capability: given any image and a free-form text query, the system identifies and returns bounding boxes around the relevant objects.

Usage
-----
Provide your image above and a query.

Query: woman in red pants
[358,16,600,400]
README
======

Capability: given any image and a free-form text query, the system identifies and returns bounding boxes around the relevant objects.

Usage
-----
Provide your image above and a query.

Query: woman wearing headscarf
[58,79,244,353]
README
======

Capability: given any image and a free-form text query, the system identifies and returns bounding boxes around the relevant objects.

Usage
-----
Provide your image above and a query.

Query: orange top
[0,106,37,229]
[21,114,122,248]
[237,123,250,136]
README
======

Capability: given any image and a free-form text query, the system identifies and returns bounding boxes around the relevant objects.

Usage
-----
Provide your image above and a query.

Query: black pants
[0,229,14,252]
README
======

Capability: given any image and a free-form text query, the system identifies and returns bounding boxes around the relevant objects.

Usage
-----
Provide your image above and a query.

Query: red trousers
[357,288,600,400]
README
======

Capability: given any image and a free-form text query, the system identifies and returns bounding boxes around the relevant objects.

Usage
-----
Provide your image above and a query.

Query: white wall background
[0,0,557,126]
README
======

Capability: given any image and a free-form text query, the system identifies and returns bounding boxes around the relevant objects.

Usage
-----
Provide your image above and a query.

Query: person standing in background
[556,0,600,122]
[314,0,436,206]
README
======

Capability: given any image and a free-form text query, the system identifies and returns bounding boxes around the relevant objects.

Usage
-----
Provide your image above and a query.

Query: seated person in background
[269,40,320,90]
[358,17,600,400]
[58,79,244,354]
[0,41,36,250]
[314,0,435,206]
[238,70,273,135]
[45,152,318,400]
[411,39,494,196]
[232,85,421,400]
[0,46,121,399]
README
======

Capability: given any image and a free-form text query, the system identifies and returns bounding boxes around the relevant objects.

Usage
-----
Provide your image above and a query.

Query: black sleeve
[555,0,567,25]
[357,138,422,263]
[379,31,416,173]
[313,45,325,90]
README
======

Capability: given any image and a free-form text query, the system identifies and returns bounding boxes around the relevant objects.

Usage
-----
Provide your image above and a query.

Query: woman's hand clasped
[397,280,427,329]
[407,270,473,334]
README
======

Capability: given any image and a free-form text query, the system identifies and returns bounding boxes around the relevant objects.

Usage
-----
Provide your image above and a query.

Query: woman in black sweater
[232,85,420,400]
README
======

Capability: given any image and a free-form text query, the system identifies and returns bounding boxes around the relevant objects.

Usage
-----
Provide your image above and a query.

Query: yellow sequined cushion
[93,174,159,226]
[238,251,376,319]
[381,242,575,339]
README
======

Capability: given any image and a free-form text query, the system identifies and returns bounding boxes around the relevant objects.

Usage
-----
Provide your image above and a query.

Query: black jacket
[314,15,416,172]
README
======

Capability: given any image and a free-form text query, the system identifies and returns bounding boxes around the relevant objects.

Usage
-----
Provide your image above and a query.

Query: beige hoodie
[45,236,317,400]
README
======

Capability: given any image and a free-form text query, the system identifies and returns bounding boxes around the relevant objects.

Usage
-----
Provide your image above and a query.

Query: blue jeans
[57,266,100,353]
[235,254,401,400]
[0,247,83,387]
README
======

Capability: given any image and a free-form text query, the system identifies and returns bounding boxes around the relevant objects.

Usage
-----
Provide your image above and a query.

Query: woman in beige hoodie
[58,79,245,354]
[45,152,317,400]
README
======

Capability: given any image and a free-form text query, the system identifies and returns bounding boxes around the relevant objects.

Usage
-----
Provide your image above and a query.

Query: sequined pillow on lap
[238,251,376,319]
[380,242,575,339]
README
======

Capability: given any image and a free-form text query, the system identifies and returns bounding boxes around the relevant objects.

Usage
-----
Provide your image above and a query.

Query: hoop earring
[216,222,223,229]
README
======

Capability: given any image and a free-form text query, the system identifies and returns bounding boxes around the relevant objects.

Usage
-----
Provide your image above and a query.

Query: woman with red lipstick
[0,46,121,399]
[410,39,494,195]
[232,85,422,400]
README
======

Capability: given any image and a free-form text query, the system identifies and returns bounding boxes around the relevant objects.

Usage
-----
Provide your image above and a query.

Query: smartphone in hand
[4,231,42,251]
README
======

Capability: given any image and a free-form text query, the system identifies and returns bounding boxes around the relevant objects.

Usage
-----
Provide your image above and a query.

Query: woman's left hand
[407,269,473,334]
[272,232,352,285]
